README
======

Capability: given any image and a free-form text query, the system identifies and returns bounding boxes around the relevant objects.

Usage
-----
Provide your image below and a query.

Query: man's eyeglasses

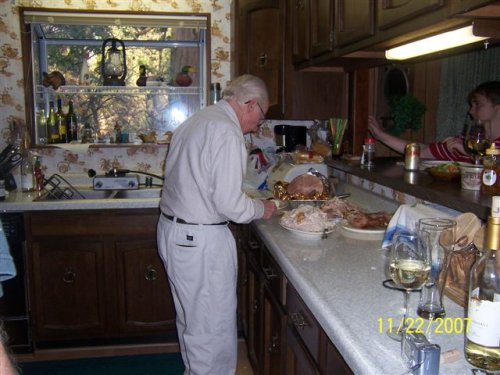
[245,100,266,126]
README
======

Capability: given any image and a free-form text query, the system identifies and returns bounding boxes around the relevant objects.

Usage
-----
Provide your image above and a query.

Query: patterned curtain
[436,45,500,140]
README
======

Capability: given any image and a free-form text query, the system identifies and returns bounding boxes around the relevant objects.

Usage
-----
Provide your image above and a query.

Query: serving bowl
[426,162,461,181]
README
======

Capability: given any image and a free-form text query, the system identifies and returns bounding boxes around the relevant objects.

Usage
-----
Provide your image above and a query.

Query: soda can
[405,143,420,171]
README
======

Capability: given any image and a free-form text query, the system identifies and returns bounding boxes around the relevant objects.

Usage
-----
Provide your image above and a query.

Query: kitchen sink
[34,188,162,201]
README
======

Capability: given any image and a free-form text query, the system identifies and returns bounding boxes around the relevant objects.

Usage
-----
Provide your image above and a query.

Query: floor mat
[18,353,185,375]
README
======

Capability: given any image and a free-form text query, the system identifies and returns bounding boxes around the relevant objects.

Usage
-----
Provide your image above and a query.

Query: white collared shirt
[160,100,265,224]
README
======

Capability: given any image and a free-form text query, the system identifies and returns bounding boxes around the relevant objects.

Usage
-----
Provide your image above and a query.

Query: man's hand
[261,200,277,219]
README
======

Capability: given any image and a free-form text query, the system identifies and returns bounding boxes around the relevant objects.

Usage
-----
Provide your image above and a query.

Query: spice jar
[361,137,376,168]
[481,143,500,195]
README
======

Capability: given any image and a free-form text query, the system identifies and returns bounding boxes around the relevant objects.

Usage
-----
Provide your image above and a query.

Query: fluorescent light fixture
[385,25,488,60]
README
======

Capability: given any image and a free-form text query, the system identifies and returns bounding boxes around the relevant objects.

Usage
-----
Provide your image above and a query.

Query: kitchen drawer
[262,245,285,305]
[286,283,321,363]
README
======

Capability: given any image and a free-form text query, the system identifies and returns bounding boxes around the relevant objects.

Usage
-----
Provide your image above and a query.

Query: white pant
[157,215,238,375]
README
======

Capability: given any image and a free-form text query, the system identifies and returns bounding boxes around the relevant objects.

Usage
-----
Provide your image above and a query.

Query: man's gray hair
[222,74,269,105]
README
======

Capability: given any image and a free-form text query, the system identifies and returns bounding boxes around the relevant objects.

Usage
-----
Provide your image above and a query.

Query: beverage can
[405,143,420,171]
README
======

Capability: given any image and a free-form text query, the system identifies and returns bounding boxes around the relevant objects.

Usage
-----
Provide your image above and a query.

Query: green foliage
[388,94,426,136]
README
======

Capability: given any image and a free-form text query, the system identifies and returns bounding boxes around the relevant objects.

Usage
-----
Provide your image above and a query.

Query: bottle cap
[485,143,500,155]
[364,137,376,144]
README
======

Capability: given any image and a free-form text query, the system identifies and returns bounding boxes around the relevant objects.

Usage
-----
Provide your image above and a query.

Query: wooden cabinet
[377,0,446,30]
[335,0,375,48]
[115,239,176,334]
[310,0,335,57]
[244,225,352,374]
[236,0,285,118]
[244,226,286,374]
[26,209,176,344]
[290,0,334,63]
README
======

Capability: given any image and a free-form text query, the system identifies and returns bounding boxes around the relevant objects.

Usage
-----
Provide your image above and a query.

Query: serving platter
[280,223,334,240]
[340,223,386,240]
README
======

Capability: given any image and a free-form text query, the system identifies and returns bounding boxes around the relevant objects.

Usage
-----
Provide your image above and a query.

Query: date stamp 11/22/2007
[378,317,471,335]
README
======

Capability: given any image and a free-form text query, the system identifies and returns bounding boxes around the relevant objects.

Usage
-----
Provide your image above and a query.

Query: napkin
[382,203,457,249]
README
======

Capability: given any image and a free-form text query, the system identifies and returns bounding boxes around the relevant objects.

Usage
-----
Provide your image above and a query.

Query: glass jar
[481,143,500,195]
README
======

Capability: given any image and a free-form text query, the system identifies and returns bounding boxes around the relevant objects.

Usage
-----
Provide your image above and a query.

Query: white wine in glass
[387,233,431,342]
[464,121,491,164]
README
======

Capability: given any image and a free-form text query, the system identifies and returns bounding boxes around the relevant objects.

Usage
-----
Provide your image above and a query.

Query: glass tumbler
[416,218,456,319]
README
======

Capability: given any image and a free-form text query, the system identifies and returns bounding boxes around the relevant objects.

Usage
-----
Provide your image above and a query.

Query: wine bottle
[36,107,47,145]
[56,96,67,143]
[47,101,60,144]
[66,100,78,142]
[465,195,500,371]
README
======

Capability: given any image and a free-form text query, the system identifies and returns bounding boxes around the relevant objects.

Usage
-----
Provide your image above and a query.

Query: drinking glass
[388,232,431,341]
[416,218,456,320]
[463,120,491,165]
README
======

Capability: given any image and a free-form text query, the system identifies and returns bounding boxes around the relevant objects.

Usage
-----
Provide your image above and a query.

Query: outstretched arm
[368,116,434,158]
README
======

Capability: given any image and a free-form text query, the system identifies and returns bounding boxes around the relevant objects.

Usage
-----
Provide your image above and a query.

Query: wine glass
[463,120,491,165]
[388,232,431,341]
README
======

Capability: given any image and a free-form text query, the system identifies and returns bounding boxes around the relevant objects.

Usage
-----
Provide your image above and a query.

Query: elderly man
[157,74,276,374]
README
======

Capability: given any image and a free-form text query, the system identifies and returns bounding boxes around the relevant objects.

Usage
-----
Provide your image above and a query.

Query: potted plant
[387,94,426,136]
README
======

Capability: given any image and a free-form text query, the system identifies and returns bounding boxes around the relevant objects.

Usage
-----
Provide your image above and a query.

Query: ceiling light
[385,25,488,60]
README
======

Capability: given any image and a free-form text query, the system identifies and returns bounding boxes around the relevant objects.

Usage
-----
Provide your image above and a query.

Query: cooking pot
[273,125,307,152]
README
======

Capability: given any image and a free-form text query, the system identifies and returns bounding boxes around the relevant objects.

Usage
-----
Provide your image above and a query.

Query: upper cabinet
[335,0,375,48]
[377,0,446,30]
[236,0,286,118]
[290,0,334,63]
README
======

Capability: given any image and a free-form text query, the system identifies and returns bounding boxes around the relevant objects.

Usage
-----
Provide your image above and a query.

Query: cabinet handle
[249,241,259,251]
[253,299,259,313]
[62,269,76,284]
[257,53,267,68]
[268,332,280,353]
[295,0,304,10]
[145,265,157,281]
[263,267,277,280]
[290,312,309,329]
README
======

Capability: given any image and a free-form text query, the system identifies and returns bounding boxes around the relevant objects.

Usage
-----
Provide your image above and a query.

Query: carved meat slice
[287,174,324,196]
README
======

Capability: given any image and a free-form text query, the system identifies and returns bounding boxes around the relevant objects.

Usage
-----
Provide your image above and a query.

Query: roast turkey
[286,173,325,196]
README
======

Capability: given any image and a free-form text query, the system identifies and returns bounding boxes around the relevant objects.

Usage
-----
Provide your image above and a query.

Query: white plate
[280,223,334,239]
[341,224,386,240]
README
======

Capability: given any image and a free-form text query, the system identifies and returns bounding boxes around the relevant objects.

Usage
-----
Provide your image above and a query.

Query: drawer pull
[62,269,76,284]
[290,312,309,329]
[253,299,259,313]
[257,53,267,68]
[249,241,259,250]
[263,267,277,280]
[268,333,280,353]
[145,265,157,281]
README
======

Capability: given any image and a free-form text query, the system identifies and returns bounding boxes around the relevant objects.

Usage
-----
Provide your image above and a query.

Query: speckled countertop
[253,184,473,375]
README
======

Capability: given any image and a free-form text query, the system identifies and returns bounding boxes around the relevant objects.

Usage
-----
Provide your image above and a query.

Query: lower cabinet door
[263,288,285,375]
[115,239,176,333]
[246,260,263,372]
[31,239,107,340]
[286,325,320,375]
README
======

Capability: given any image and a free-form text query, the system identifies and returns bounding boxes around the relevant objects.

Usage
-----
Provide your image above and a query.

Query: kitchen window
[20,8,210,145]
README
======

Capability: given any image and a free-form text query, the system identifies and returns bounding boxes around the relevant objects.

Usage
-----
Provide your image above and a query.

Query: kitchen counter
[0,189,161,212]
[327,157,492,220]
[253,186,474,374]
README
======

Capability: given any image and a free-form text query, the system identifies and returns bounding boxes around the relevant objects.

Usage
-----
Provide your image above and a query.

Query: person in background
[368,81,500,162]
[157,74,276,375]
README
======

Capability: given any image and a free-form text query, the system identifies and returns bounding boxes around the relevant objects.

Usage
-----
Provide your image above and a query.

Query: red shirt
[429,136,500,162]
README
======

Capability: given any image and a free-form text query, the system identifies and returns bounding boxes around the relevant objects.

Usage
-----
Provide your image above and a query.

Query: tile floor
[236,339,254,375]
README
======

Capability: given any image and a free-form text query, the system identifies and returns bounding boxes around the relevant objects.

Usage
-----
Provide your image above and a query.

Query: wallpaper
[0,0,232,179]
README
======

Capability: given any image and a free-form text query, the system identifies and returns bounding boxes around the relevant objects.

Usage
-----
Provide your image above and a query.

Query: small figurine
[175,65,194,87]
[42,71,66,90]
[136,65,147,87]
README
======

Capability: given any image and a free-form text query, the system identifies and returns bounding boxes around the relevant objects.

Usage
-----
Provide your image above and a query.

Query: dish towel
[382,203,457,249]
[0,219,16,298]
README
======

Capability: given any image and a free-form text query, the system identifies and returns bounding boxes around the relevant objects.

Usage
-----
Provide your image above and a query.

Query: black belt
[162,213,227,226]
